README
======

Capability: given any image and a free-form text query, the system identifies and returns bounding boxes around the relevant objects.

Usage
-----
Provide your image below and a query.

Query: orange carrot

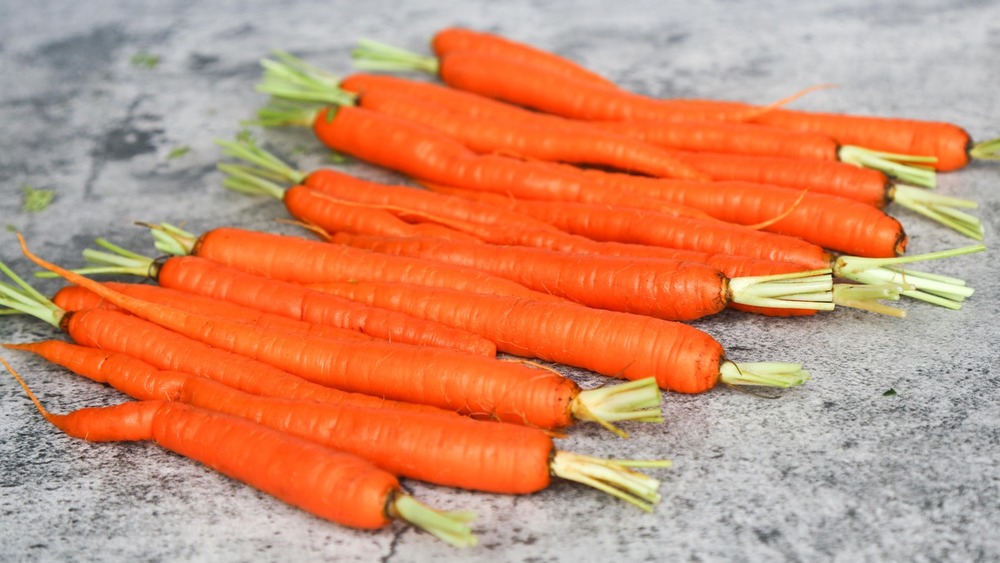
[424,183,833,268]
[8,340,668,508]
[308,279,815,394]
[415,28,998,173]
[52,282,376,344]
[150,225,565,302]
[1,355,477,545]
[258,53,708,181]
[429,27,619,89]
[327,233,834,321]
[74,239,497,357]
[14,238,664,431]
[351,40,768,122]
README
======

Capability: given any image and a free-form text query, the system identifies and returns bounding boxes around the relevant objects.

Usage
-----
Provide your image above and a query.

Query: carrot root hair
[389,492,478,548]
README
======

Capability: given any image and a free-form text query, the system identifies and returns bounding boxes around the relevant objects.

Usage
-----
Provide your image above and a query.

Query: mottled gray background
[1,1,998,561]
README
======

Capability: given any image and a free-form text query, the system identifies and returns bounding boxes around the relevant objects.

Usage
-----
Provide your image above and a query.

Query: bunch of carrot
[2,24,991,551]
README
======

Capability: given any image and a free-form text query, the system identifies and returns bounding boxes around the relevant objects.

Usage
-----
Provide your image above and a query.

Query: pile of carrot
[2,25,992,550]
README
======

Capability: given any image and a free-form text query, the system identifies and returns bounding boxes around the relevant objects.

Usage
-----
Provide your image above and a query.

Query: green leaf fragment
[130,52,160,69]
[167,146,191,159]
[22,186,54,213]
[883,388,897,396]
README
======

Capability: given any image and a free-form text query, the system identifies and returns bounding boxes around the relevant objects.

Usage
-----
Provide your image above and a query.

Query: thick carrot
[429,27,619,89]
[328,233,834,321]
[8,340,668,508]
[308,279,815,393]
[74,239,498,357]
[1,355,477,545]
[14,239,664,431]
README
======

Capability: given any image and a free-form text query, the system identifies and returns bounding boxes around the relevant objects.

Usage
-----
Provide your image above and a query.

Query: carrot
[0,355,478,545]
[257,52,709,181]
[416,29,997,173]
[0,264,451,415]
[68,237,498,357]
[11,239,665,432]
[52,282,376,344]
[429,27,620,89]
[350,40,945,181]
[8,340,669,508]
[145,224,565,303]
[250,82,913,258]
[351,40,780,123]
[524,161,911,258]
[734,104,999,172]
[326,232,836,321]
[424,183,833,268]
[304,279,812,394]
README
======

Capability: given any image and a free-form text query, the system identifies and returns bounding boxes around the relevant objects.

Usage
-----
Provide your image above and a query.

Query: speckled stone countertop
[1,1,998,561]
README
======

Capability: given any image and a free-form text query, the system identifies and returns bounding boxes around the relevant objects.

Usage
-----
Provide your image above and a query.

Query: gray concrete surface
[1,1,998,561]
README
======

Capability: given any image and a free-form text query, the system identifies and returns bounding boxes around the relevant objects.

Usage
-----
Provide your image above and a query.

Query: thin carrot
[1,355,477,545]
[68,237,498,357]
[52,282,376,344]
[305,279,812,394]
[325,232,835,321]
[13,238,665,432]
[257,52,710,181]
[429,26,620,89]
[0,263,450,414]
[8,340,670,509]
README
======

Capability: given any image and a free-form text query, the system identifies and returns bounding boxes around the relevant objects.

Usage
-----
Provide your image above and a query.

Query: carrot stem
[969,137,1000,162]
[548,451,670,513]
[891,185,983,240]
[833,244,985,309]
[727,269,835,311]
[215,137,306,186]
[718,361,810,388]
[388,493,478,548]
[832,283,909,318]
[352,38,441,75]
[571,377,664,438]
[838,145,937,188]
[0,260,63,327]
